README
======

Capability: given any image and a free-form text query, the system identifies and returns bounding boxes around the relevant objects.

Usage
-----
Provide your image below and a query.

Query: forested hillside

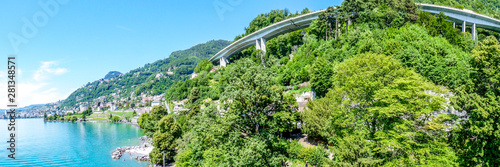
[138,0,500,166]
[103,71,122,80]
[61,40,230,108]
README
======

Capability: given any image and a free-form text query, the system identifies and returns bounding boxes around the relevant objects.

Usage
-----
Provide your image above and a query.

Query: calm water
[0,118,148,167]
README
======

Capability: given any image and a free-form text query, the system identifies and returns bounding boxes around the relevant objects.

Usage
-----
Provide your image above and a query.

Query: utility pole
[162,151,165,167]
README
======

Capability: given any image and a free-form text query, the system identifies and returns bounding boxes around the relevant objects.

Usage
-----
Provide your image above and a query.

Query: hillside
[104,71,122,80]
[60,40,230,108]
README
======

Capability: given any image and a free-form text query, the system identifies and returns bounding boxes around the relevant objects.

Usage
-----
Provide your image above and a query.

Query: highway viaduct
[210,3,500,66]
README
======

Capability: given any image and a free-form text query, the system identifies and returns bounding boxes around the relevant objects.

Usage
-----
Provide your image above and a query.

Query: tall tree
[150,115,181,164]
[452,36,500,166]
[305,53,458,166]
[310,56,334,97]
[221,58,297,135]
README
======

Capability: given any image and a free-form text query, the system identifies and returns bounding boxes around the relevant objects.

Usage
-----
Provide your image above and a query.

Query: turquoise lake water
[0,118,149,167]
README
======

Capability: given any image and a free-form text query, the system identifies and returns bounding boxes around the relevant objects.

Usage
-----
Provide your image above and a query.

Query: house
[151,101,161,107]
[138,107,153,115]
[295,91,316,112]
[191,72,198,79]
[79,104,89,112]
[110,104,117,111]
[155,73,164,78]
[173,100,189,114]
[166,71,174,75]
[210,67,218,73]
[142,97,152,103]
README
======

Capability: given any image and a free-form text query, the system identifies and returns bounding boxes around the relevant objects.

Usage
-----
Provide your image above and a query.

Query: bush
[287,140,305,160]
[110,116,122,122]
[306,146,328,167]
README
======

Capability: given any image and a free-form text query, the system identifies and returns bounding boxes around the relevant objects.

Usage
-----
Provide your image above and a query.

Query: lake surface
[0,118,148,167]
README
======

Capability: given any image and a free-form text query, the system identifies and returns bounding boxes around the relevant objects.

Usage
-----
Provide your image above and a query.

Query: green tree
[221,58,297,135]
[310,56,334,97]
[82,108,92,116]
[82,114,86,121]
[305,53,457,165]
[194,59,213,73]
[188,87,200,104]
[302,95,334,140]
[451,36,500,166]
[470,36,500,95]
[150,105,168,122]
[150,115,181,165]
[110,116,121,122]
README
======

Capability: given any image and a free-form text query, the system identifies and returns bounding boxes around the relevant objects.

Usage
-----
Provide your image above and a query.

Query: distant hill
[61,40,230,108]
[104,71,122,80]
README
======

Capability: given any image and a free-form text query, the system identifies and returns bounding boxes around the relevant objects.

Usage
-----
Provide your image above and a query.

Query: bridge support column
[462,21,466,32]
[256,37,267,66]
[472,23,476,40]
[453,22,455,29]
[256,38,266,53]
[220,57,229,67]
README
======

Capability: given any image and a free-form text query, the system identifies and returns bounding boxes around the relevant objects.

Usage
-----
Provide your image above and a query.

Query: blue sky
[0,0,341,107]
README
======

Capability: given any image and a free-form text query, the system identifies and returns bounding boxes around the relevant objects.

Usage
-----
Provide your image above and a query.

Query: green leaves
[150,115,181,164]
[193,59,213,73]
[221,58,296,135]
[310,56,334,98]
[304,53,457,165]
[471,36,500,96]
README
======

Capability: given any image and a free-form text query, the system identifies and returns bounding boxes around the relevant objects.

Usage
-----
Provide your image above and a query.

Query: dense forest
[135,0,500,166]
[61,40,230,108]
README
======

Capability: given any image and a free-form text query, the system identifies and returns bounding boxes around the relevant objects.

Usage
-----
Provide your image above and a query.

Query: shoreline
[43,118,151,162]
[42,117,152,163]
[112,135,153,161]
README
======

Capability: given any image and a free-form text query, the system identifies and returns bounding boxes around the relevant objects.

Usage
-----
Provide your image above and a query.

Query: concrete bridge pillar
[220,57,229,67]
[453,22,455,29]
[472,23,476,40]
[462,21,466,32]
[256,38,266,53]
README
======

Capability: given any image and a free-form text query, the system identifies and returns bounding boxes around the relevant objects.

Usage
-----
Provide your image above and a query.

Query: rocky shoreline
[112,135,153,161]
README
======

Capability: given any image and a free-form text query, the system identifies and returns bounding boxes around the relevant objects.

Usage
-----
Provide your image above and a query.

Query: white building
[155,73,164,78]
[80,104,88,112]
[295,91,316,112]
[110,104,117,111]
[191,72,198,79]
[151,101,161,107]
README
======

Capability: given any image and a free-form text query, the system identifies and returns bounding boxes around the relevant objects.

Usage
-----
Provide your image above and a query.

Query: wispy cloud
[0,61,73,107]
[33,61,68,81]
[0,81,68,108]
[116,25,134,32]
